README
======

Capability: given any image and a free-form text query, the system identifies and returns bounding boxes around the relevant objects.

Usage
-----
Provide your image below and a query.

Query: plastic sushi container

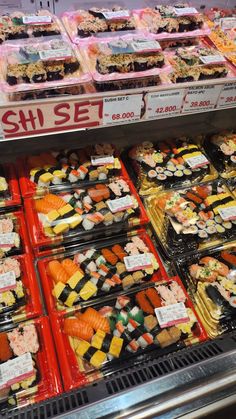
[38,229,168,314]
[82,37,171,91]
[126,137,218,197]
[0,316,62,412]
[166,44,235,83]
[0,254,42,328]
[145,179,236,259]
[18,144,128,199]
[134,5,210,40]
[62,6,139,45]
[175,242,236,339]
[0,35,92,100]
[208,29,236,54]
[24,178,149,256]
[50,276,207,391]
[159,36,200,50]
[0,164,21,210]
[0,211,31,258]
[0,9,64,44]
[203,131,236,179]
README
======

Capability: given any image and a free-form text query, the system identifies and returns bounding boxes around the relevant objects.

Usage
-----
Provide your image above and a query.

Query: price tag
[218,206,236,221]
[131,40,161,52]
[91,155,114,166]
[217,83,236,108]
[0,271,16,292]
[39,48,72,61]
[22,15,52,24]
[200,55,226,65]
[107,195,134,213]
[182,85,222,113]
[0,233,16,247]
[103,94,142,126]
[124,253,153,272]
[185,154,209,169]
[102,10,130,20]
[146,89,185,120]
[0,353,34,387]
[220,17,236,30]
[173,7,198,16]
[155,302,189,328]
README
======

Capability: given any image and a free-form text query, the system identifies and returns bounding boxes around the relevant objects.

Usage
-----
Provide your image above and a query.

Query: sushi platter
[146,179,236,258]
[25,179,149,254]
[0,211,31,258]
[38,230,167,313]
[18,144,128,198]
[176,243,236,338]
[0,164,21,210]
[51,277,207,391]
[127,138,218,196]
[0,317,61,411]
[203,131,236,179]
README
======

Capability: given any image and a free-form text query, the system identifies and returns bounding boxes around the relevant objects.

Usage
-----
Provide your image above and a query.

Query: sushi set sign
[155,302,189,328]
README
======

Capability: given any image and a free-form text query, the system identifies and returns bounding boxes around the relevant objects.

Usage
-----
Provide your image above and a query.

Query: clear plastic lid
[203,131,236,179]
[0,211,30,259]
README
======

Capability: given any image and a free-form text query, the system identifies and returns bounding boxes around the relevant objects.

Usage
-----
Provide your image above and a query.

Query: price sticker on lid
[102,10,130,20]
[0,233,16,247]
[218,205,236,221]
[173,7,198,16]
[220,17,236,31]
[22,15,52,24]
[131,40,161,52]
[155,302,189,328]
[0,353,34,387]
[200,55,226,65]
[107,195,134,213]
[0,271,16,292]
[39,48,72,61]
[124,253,153,272]
[185,153,209,169]
[91,155,114,166]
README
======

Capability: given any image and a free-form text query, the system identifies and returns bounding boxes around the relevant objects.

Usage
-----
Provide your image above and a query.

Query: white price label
[218,206,236,221]
[102,10,130,20]
[22,15,52,24]
[39,48,72,61]
[200,55,226,65]
[0,353,34,387]
[131,40,161,52]
[217,83,236,108]
[155,302,189,328]
[91,155,114,166]
[0,233,16,247]
[146,89,185,120]
[0,271,16,292]
[220,17,236,30]
[174,7,198,16]
[182,85,222,113]
[103,94,142,126]
[124,253,152,272]
[185,154,209,169]
[107,195,134,213]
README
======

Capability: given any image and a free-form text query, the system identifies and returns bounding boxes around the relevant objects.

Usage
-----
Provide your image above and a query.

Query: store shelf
[1,77,236,141]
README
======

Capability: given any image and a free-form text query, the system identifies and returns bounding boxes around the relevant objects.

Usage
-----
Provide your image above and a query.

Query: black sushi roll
[178,21,192,32]
[6,75,18,86]
[33,29,60,37]
[7,31,29,40]
[64,61,80,75]
[31,73,47,83]
[46,70,64,81]
[176,76,195,83]
[77,29,92,38]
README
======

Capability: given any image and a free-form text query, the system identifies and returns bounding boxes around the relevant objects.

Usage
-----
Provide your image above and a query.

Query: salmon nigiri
[80,307,110,333]
[64,318,94,342]
[35,198,54,214]
[47,260,69,284]
[61,259,79,277]
[43,194,65,210]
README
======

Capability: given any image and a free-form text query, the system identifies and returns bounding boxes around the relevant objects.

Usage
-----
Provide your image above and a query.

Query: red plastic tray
[0,211,32,257]
[0,164,21,210]
[24,180,149,255]
[38,229,168,314]
[50,275,207,392]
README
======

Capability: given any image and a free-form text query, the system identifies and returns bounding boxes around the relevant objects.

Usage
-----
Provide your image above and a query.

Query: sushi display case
[37,229,167,313]
[24,178,149,255]
[175,242,236,339]
[146,179,236,259]
[203,131,236,179]
[0,164,21,210]
[0,316,62,412]
[0,211,31,258]
[18,144,128,198]
[50,277,207,391]
[0,254,42,328]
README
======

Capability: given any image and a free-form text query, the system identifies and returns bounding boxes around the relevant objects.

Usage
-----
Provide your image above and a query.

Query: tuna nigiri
[64,318,94,342]
[47,260,69,284]
[145,288,162,308]
[80,307,110,333]
[136,291,154,314]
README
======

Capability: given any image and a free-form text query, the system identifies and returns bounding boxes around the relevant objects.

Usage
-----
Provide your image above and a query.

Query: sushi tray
[0,211,31,258]
[0,164,21,210]
[24,179,149,255]
[126,137,218,196]
[0,254,42,328]
[145,179,236,259]
[51,277,207,391]
[203,131,236,179]
[18,144,128,198]
[0,316,62,412]
[175,243,236,339]
[38,229,168,313]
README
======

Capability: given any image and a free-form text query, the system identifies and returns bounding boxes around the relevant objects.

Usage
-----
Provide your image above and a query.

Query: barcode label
[124,253,153,272]
[39,48,72,61]
[131,40,161,52]
[91,155,114,166]
[173,7,198,16]
[220,17,236,30]
[0,233,16,247]
[23,15,52,24]
[0,270,16,292]
[155,302,189,328]
[0,353,34,387]
[107,195,134,213]
[200,55,226,65]
[185,154,209,169]
[102,10,130,20]
[218,205,236,221]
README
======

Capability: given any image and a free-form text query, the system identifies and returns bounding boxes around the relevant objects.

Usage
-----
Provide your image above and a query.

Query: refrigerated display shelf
[5,330,236,419]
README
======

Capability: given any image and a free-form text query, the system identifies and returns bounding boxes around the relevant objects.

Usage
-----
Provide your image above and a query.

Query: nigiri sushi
[80,307,110,333]
[63,318,94,342]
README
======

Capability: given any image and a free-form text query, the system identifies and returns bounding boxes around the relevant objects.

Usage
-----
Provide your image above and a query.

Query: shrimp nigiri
[64,318,94,342]
[80,307,110,333]
[47,260,69,284]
